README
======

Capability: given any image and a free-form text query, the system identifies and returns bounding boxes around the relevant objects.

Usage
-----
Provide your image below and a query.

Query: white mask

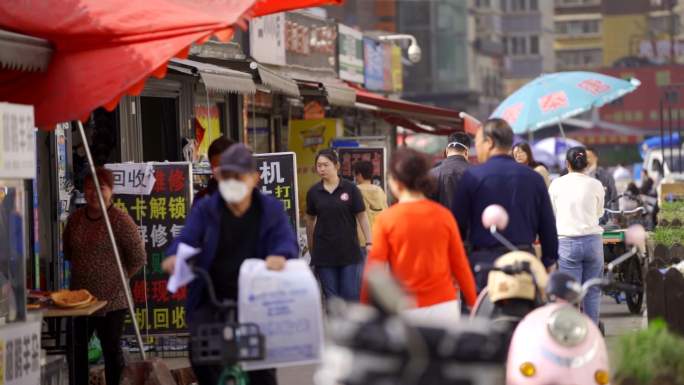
[219,179,250,203]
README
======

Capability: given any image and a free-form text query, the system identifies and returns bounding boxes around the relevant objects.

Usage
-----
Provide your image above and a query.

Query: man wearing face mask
[163,144,298,385]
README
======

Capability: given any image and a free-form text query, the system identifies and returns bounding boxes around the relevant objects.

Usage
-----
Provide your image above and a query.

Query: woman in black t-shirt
[305,149,371,301]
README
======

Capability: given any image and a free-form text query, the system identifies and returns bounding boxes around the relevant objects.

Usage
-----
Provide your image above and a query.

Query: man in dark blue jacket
[453,119,558,290]
[163,143,298,385]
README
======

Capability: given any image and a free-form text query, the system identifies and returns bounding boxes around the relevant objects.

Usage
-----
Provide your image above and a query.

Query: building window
[555,19,601,36]
[530,35,539,54]
[557,48,602,69]
[555,0,601,6]
[511,0,525,11]
[505,35,539,56]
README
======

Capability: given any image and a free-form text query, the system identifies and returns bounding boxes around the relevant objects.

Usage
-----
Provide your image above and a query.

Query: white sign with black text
[250,13,286,66]
[0,103,36,179]
[104,163,156,196]
[0,319,42,385]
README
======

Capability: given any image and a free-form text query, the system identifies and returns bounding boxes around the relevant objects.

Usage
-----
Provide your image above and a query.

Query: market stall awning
[296,79,356,107]
[169,58,256,95]
[0,29,52,72]
[256,65,301,97]
[353,88,470,135]
[0,0,341,127]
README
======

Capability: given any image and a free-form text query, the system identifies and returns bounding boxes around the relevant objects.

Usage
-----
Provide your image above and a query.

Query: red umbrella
[252,0,342,16]
[0,0,342,128]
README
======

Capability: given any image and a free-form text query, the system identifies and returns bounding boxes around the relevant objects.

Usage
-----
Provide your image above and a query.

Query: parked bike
[603,207,648,314]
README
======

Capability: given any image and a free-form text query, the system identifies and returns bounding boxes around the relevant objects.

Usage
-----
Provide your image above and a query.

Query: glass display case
[0,180,28,324]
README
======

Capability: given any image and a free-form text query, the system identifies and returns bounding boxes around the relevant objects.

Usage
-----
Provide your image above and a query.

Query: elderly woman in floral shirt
[64,167,145,385]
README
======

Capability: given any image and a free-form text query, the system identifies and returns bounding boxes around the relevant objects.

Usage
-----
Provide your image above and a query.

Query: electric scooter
[471,205,549,343]
[505,224,646,385]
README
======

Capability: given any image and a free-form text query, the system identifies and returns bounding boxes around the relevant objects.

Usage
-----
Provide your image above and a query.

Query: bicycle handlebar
[604,207,646,215]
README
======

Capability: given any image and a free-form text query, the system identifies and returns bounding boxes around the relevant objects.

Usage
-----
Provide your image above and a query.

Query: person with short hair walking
[352,160,388,255]
[430,132,471,211]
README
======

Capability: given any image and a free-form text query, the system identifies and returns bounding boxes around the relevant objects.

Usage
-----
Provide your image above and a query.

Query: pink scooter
[505,224,646,385]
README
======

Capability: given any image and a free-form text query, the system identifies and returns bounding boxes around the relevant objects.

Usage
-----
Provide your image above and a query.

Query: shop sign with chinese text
[254,152,299,231]
[0,318,41,385]
[106,162,192,335]
[338,24,364,84]
[0,103,35,179]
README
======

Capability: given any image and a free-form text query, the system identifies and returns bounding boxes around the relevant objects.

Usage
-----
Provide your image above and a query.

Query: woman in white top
[548,147,605,325]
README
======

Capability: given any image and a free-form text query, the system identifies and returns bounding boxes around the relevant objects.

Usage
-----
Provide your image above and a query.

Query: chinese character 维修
[149,197,167,220]
[168,197,186,220]
[131,197,148,222]
[153,308,170,329]
[151,224,168,248]
[169,169,186,192]
[153,170,167,193]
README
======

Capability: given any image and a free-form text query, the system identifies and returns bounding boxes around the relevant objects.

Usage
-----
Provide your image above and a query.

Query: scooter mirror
[482,204,509,231]
[625,224,646,248]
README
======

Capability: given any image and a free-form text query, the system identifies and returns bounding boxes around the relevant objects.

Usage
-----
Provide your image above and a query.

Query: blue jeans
[316,261,363,301]
[558,234,604,325]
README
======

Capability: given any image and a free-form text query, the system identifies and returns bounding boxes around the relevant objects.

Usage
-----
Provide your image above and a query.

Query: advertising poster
[106,162,192,335]
[336,147,387,191]
[194,104,222,159]
[0,319,41,385]
[288,119,341,222]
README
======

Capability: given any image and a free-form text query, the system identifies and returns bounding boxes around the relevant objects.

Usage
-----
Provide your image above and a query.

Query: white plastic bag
[238,259,324,370]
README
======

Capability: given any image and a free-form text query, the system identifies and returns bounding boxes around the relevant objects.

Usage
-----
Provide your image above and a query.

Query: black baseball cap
[218,143,257,173]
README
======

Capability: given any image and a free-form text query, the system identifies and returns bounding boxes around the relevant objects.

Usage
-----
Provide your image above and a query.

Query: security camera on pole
[378,34,422,64]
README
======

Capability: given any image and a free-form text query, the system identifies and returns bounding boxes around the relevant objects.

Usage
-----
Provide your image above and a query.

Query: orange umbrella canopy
[0,0,342,128]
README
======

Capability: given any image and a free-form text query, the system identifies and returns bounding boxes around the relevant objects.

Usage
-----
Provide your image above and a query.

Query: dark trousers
[189,304,277,385]
[316,262,363,301]
[87,309,127,385]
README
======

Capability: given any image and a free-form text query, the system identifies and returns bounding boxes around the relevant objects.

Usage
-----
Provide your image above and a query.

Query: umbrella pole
[557,120,566,139]
[76,121,147,360]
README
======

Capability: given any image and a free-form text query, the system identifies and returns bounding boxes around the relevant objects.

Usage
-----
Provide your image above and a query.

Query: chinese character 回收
[128,169,148,189]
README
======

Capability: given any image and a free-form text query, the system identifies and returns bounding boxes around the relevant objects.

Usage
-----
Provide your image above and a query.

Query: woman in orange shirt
[361,148,477,323]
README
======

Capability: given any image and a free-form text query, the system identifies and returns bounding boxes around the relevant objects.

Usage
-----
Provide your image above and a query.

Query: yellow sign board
[288,119,341,223]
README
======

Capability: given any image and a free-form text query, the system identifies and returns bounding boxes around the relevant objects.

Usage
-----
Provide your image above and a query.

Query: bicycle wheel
[625,258,644,315]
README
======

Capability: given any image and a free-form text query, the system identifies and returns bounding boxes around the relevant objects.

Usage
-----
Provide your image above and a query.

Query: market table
[34,301,107,385]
